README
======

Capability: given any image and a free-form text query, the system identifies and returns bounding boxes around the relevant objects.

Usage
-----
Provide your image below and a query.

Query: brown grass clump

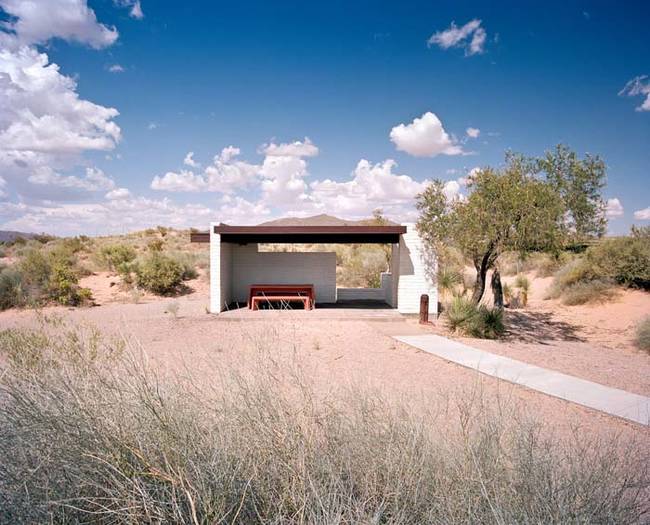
[2,321,646,523]
[636,316,650,353]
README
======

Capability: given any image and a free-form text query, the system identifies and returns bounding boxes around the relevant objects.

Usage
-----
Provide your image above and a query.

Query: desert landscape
[2,0,650,522]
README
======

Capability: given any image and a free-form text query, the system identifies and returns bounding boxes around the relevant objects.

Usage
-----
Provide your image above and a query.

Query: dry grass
[1,320,647,524]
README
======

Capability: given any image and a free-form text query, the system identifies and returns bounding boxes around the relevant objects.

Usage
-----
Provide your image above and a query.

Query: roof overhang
[190,224,407,244]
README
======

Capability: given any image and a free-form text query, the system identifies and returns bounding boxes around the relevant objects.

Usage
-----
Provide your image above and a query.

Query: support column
[209,222,222,313]
[396,223,437,315]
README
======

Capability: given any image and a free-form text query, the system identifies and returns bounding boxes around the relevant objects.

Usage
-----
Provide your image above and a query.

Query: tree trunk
[471,248,494,305]
[491,268,503,309]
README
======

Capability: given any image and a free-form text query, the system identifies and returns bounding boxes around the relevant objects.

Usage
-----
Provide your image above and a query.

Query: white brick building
[192,222,437,315]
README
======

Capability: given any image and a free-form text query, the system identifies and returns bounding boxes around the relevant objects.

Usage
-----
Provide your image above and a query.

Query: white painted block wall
[231,244,337,303]
[394,224,437,315]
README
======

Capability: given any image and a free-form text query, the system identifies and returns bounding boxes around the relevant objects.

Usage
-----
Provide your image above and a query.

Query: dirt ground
[1,269,649,448]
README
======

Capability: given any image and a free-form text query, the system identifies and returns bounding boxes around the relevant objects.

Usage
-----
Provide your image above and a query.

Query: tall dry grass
[0,321,648,524]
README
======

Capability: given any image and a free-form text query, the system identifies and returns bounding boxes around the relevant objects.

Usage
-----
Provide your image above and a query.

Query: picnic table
[248,284,315,310]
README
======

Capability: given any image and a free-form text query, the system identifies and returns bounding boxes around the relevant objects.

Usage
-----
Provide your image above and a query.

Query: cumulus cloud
[307,159,428,218]
[605,198,624,218]
[29,166,115,192]
[261,137,319,157]
[634,207,650,220]
[151,147,259,194]
[466,127,480,138]
[260,155,310,206]
[183,151,199,168]
[108,64,125,73]
[105,187,131,200]
[0,175,6,198]
[0,0,118,49]
[427,19,487,56]
[390,112,463,157]
[151,169,205,192]
[619,76,650,112]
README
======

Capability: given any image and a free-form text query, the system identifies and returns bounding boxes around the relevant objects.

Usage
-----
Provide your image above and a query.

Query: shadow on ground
[505,310,586,344]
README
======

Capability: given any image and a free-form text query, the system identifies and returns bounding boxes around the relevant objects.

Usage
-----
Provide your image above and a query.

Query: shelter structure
[190,222,437,314]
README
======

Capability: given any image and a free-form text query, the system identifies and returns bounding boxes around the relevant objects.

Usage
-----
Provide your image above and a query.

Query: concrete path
[393,334,650,426]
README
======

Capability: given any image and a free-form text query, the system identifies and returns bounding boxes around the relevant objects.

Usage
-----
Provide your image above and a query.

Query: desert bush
[135,254,184,295]
[445,296,505,339]
[98,244,137,271]
[513,274,530,307]
[0,246,6,258]
[147,238,164,252]
[586,237,650,289]
[0,268,24,310]
[561,279,617,306]
[438,266,462,300]
[0,324,647,523]
[635,316,650,353]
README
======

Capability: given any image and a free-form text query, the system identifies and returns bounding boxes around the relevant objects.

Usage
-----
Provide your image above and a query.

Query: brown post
[419,294,429,324]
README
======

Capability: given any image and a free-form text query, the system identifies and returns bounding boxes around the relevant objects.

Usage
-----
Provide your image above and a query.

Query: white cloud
[147,122,158,130]
[0,0,118,49]
[204,147,259,193]
[151,147,259,194]
[605,198,624,218]
[0,196,214,236]
[105,187,131,200]
[151,169,205,192]
[0,47,121,155]
[619,76,650,112]
[28,166,115,192]
[0,175,6,197]
[466,127,480,138]
[427,19,487,56]
[261,137,319,157]
[390,112,463,157]
[260,155,310,205]
[183,151,199,168]
[217,195,270,224]
[634,207,650,220]
[108,64,125,73]
[113,0,144,19]
[307,159,428,218]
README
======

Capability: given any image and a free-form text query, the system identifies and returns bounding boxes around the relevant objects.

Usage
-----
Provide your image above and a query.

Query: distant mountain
[0,230,37,243]
[258,214,398,227]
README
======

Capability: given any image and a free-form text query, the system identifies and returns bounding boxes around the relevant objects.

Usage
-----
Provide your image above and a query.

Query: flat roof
[190,224,407,244]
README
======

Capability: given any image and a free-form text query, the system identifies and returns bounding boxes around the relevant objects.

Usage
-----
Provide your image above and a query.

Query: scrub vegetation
[0,322,647,524]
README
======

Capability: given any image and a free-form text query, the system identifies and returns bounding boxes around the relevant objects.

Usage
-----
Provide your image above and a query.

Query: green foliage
[417,157,565,304]
[0,268,24,310]
[548,236,650,304]
[98,244,137,271]
[147,238,164,252]
[535,144,607,239]
[635,316,650,353]
[631,225,650,239]
[585,237,650,289]
[135,254,184,295]
[445,296,505,339]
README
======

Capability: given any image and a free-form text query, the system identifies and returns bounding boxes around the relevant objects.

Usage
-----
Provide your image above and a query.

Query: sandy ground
[1,270,649,449]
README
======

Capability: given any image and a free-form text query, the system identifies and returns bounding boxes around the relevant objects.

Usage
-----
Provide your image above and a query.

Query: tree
[535,144,607,240]
[416,157,565,305]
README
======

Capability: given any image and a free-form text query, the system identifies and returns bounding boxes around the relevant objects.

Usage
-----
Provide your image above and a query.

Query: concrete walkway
[393,334,650,426]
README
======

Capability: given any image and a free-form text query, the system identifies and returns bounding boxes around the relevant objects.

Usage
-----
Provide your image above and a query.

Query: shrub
[586,237,650,289]
[0,324,646,523]
[635,316,650,353]
[18,248,51,299]
[561,279,617,306]
[135,254,184,295]
[98,244,137,271]
[438,267,462,300]
[445,296,505,339]
[147,238,164,252]
[47,256,92,306]
[0,268,24,310]
[513,274,530,306]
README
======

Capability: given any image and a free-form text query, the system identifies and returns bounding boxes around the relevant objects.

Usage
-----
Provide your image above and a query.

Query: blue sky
[0,0,648,235]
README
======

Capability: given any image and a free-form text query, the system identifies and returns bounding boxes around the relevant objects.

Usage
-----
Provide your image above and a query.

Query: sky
[0,0,648,236]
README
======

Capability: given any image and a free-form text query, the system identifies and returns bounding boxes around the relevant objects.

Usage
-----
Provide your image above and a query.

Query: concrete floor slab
[393,334,650,426]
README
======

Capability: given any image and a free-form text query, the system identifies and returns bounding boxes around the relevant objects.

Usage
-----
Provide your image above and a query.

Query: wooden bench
[250,295,311,310]
[248,284,314,310]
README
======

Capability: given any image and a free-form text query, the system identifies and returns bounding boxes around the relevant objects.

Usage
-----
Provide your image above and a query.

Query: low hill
[0,231,38,243]
[259,214,397,226]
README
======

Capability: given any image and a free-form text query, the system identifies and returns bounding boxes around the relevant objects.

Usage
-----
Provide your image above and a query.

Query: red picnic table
[248,284,315,310]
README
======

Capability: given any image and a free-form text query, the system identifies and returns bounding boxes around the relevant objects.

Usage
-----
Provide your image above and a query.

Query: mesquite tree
[416,153,569,305]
